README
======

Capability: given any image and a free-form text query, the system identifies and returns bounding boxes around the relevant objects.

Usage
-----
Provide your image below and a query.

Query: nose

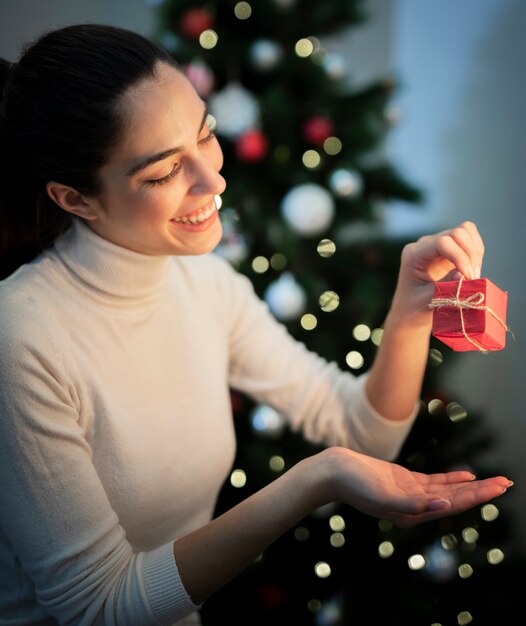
[188,154,226,197]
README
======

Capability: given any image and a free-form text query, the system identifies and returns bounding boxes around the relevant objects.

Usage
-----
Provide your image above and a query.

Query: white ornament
[208,82,260,140]
[264,272,307,321]
[281,183,335,236]
[250,405,287,439]
[328,168,363,198]
[250,39,283,71]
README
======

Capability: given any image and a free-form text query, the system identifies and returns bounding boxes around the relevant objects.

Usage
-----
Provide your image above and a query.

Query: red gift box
[430,277,508,352]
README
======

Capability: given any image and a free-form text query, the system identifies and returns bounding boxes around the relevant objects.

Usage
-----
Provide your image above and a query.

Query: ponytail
[0,24,178,280]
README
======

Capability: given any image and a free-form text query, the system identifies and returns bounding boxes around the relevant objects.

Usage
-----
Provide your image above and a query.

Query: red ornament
[302,115,334,145]
[235,130,269,162]
[180,8,214,39]
[430,277,508,352]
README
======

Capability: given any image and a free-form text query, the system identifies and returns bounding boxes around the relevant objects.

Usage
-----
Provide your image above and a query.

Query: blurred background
[1,0,524,623]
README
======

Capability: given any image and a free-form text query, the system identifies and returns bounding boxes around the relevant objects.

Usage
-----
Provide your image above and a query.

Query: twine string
[428,276,508,352]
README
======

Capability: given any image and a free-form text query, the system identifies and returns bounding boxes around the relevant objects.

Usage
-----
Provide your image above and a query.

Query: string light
[323,136,342,155]
[317,239,336,258]
[294,526,310,541]
[457,611,473,625]
[458,563,474,579]
[269,455,285,472]
[329,515,345,532]
[346,351,364,369]
[481,503,499,521]
[378,541,394,558]
[295,38,314,57]
[319,290,339,312]
[270,253,287,270]
[352,324,371,341]
[314,561,331,578]
[230,469,247,488]
[302,149,321,168]
[330,533,345,547]
[407,554,426,570]
[199,29,218,49]
[252,256,269,273]
[301,313,317,330]
[370,328,384,345]
[447,402,468,422]
[234,1,252,19]
[487,548,504,564]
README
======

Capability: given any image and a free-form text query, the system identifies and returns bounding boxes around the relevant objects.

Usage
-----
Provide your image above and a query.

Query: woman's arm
[365,221,485,421]
[174,445,511,605]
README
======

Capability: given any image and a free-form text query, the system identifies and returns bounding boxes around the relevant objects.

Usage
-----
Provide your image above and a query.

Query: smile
[171,200,217,225]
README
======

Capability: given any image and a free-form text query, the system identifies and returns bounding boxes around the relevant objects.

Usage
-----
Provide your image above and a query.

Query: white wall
[0,0,156,60]
[388,0,526,552]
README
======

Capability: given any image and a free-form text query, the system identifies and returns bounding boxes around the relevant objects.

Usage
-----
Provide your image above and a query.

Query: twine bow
[428,275,508,352]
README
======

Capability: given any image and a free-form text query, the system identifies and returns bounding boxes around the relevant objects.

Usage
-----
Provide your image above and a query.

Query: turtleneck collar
[53,218,173,306]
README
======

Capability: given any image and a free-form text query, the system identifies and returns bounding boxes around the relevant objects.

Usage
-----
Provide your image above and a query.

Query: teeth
[172,202,216,224]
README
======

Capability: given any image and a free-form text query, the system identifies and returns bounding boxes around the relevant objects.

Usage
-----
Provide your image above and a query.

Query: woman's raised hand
[390,220,485,326]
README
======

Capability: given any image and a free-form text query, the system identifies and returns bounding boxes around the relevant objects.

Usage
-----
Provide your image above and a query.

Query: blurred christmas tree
[152,1,518,624]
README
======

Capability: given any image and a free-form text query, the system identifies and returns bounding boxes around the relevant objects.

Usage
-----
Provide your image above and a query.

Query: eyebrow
[126,107,209,177]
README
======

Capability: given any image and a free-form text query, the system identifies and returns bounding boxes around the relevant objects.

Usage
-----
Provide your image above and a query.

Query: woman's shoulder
[0,257,61,345]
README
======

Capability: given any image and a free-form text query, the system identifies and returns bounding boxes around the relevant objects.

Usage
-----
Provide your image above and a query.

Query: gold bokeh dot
[378,519,393,532]
[230,469,246,488]
[295,38,314,57]
[252,255,269,273]
[199,29,218,49]
[206,113,218,131]
[317,238,336,258]
[269,455,285,472]
[371,328,384,345]
[314,561,331,578]
[307,599,322,612]
[428,347,444,367]
[346,351,364,370]
[302,149,321,168]
[487,548,504,564]
[378,541,394,558]
[428,398,445,415]
[319,290,340,312]
[457,611,473,625]
[458,563,474,579]
[481,503,499,521]
[353,324,371,341]
[234,1,252,19]
[407,554,426,570]
[447,402,468,422]
[270,253,287,270]
[462,527,479,544]
[441,533,458,550]
[323,136,342,155]
[295,526,310,541]
[301,313,318,330]
[329,515,345,532]
[330,532,345,548]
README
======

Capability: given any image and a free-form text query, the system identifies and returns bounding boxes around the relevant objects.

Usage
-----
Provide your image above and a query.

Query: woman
[0,24,512,626]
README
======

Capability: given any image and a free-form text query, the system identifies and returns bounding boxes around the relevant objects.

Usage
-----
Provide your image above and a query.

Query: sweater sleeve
[220,263,418,462]
[0,290,199,626]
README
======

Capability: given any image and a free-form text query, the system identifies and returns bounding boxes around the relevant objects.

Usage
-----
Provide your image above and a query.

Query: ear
[46,181,100,221]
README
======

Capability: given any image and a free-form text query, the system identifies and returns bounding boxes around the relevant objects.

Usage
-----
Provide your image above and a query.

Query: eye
[145,163,181,187]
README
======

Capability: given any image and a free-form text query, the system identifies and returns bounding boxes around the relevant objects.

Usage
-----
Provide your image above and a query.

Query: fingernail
[508,480,514,487]
[475,266,481,279]
[469,474,477,481]
[466,266,475,280]
[429,499,451,510]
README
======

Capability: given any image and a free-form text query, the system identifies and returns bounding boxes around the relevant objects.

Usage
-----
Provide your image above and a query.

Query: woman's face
[86,61,226,256]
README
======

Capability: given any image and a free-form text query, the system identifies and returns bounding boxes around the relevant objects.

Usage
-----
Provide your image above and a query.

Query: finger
[447,223,484,279]
[460,221,485,278]
[435,234,475,280]
[425,470,477,485]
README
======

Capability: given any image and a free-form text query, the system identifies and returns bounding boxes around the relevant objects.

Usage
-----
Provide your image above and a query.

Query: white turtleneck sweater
[0,218,417,626]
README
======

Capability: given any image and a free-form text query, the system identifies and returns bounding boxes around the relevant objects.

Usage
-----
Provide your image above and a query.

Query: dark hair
[0,24,178,279]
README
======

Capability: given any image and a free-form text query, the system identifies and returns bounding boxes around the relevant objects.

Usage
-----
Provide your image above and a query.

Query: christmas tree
[152,1,518,623]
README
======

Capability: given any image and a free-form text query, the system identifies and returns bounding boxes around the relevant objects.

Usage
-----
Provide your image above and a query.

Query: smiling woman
[0,23,512,626]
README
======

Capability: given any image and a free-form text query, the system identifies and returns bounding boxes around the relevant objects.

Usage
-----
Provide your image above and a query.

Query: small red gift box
[430,278,508,352]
